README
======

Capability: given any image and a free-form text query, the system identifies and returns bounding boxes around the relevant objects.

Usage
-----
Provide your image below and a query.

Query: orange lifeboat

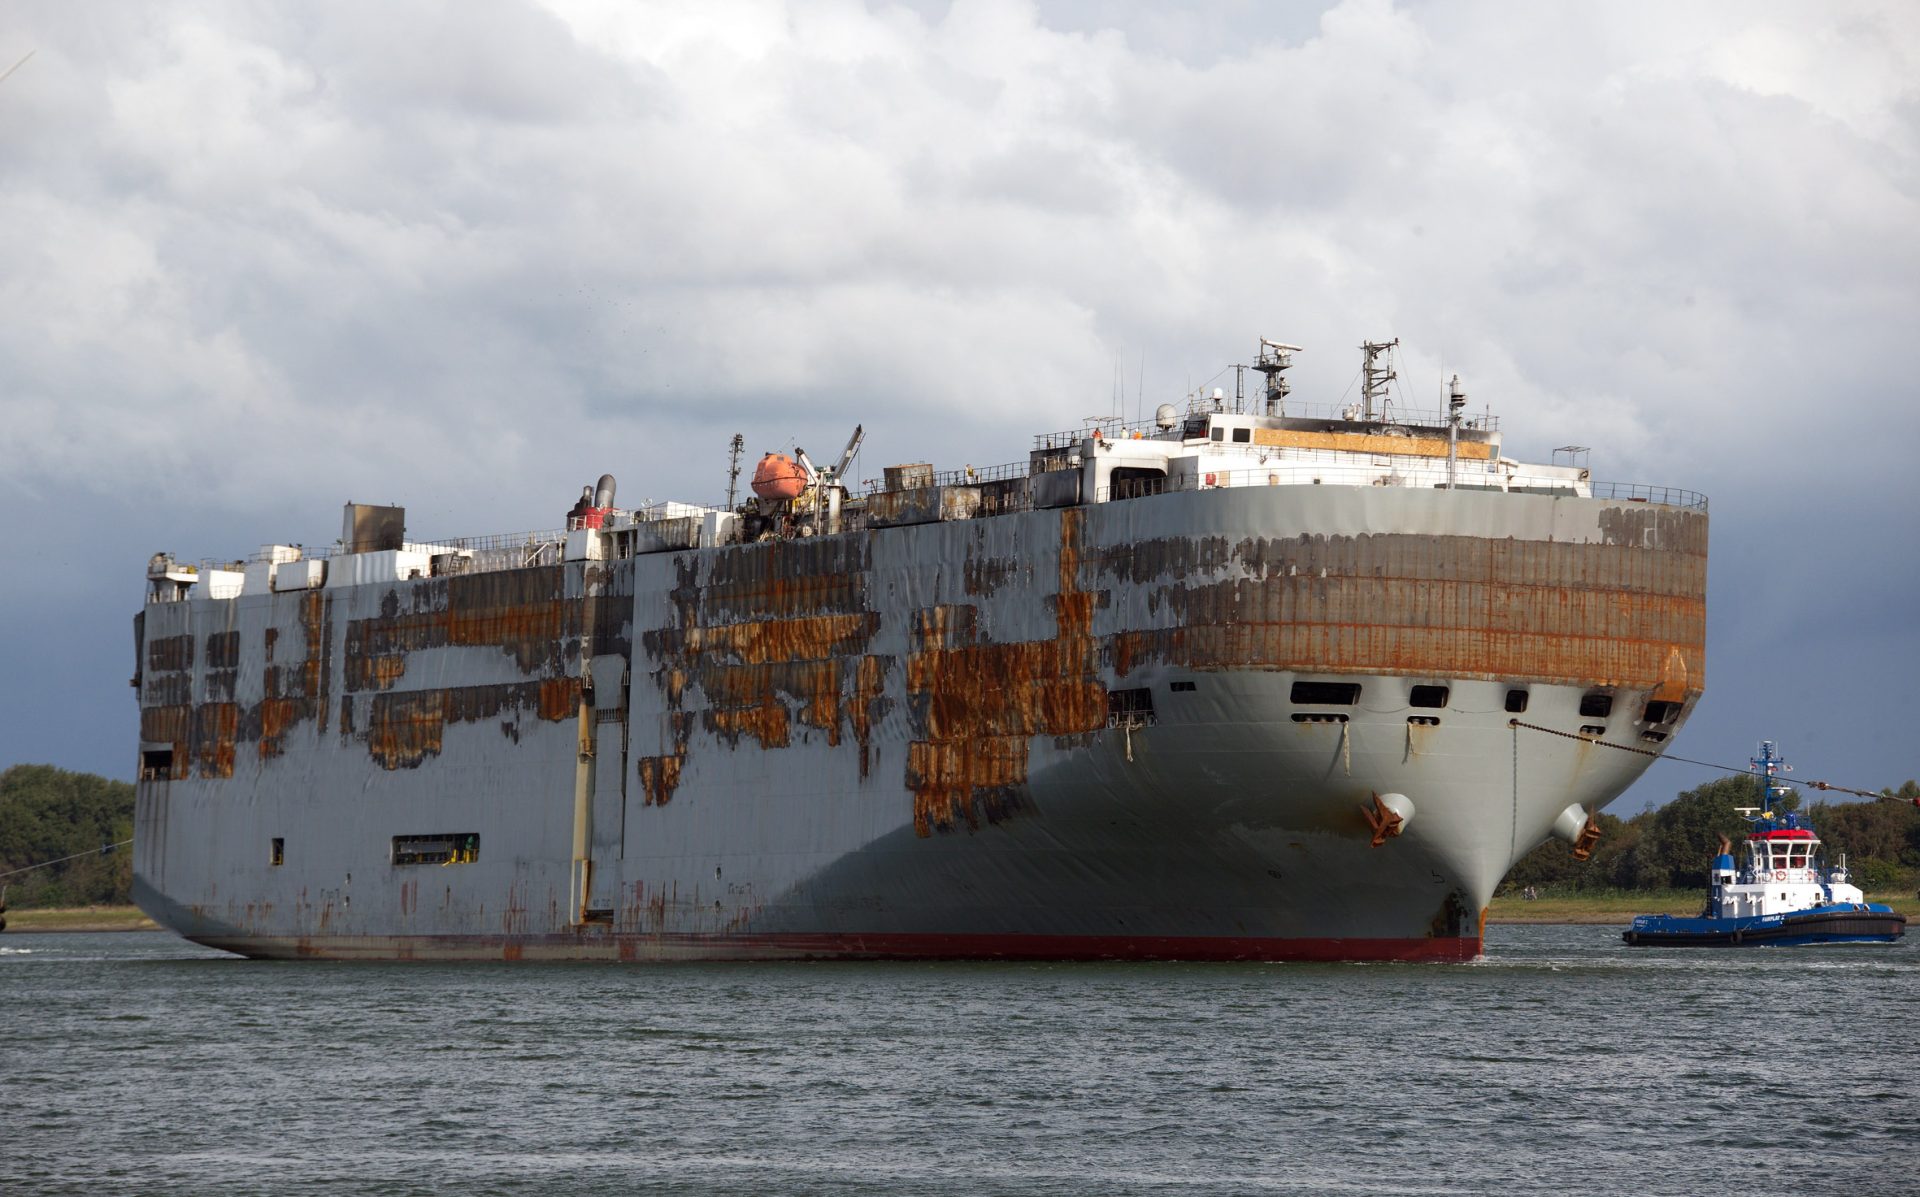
[750,453,809,501]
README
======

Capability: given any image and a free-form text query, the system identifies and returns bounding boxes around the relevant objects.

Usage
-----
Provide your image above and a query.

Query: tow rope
[0,839,133,882]
[1508,719,1908,803]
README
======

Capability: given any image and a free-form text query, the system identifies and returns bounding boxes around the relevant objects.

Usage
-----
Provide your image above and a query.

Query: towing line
[0,839,134,882]
[1507,719,1908,804]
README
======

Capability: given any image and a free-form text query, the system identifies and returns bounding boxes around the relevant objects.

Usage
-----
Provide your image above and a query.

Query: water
[2,927,1914,1196]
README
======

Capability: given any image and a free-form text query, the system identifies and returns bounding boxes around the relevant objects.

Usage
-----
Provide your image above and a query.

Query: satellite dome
[1154,403,1178,431]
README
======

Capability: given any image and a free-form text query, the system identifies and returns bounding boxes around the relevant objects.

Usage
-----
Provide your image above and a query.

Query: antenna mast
[1254,339,1302,417]
[1360,337,1399,421]
[1445,374,1466,489]
[725,433,744,509]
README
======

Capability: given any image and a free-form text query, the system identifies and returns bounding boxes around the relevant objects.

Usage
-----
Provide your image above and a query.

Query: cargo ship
[130,338,1708,961]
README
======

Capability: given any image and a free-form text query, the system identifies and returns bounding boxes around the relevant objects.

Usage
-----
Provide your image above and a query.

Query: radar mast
[1361,337,1399,421]
[1254,338,1302,417]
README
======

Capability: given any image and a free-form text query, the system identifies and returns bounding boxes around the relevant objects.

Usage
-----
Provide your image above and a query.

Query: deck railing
[1589,482,1709,510]
[1034,402,1501,449]
[1098,468,1706,507]
[184,468,1705,582]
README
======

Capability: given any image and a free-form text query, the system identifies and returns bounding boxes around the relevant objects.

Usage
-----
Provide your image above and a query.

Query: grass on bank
[3,906,159,932]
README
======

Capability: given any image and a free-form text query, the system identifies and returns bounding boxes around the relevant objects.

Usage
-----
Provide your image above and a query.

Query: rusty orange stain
[645,611,890,755]
[538,678,579,722]
[637,754,683,806]
[908,737,1032,836]
[193,702,237,779]
[904,509,1103,836]
[140,705,192,779]
[706,703,793,750]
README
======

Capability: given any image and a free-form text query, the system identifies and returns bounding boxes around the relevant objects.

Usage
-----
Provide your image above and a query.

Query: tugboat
[1624,742,1907,948]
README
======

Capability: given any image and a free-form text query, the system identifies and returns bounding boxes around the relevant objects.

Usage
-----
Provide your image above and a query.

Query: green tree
[0,765,135,907]
[1613,775,1757,890]
[1501,811,1631,893]
[1500,772,1920,896]
[1808,785,1920,893]
[1807,798,1919,866]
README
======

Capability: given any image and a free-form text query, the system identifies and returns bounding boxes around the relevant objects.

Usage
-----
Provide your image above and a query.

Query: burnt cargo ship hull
[132,485,1706,961]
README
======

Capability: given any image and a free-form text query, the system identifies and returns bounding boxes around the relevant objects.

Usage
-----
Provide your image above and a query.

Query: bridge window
[1409,685,1450,709]
[1231,427,1251,443]
[1579,691,1614,718]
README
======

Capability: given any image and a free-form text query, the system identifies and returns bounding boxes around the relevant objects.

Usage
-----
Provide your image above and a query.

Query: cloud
[0,0,1915,795]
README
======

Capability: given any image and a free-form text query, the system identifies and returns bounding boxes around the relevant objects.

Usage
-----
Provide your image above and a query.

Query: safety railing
[1098,468,1705,506]
[1034,402,1500,450]
[1034,417,1170,449]
[864,461,1030,492]
[1268,399,1501,431]
[1590,482,1709,510]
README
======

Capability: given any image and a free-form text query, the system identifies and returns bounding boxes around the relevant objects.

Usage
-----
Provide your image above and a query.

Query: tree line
[2,762,1916,908]
[0,765,134,907]
[1503,773,1920,895]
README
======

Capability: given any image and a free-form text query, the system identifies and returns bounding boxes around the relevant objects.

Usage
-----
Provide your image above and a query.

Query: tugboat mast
[1750,740,1794,822]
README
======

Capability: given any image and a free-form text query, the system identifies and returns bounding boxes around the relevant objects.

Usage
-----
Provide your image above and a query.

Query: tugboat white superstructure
[131,336,1711,962]
[1625,742,1907,947]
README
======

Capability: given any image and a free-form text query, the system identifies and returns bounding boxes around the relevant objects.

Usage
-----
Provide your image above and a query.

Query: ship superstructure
[131,338,1709,961]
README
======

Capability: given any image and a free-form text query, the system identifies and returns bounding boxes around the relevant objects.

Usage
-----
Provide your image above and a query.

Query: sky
[1,0,1916,812]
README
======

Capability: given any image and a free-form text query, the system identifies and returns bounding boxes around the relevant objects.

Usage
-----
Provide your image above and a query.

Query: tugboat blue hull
[1624,905,1906,948]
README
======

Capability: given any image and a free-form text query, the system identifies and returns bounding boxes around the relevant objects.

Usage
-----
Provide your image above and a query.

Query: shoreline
[3,907,161,933]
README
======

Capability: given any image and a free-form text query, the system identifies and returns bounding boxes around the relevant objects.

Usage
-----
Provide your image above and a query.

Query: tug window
[1231,427,1251,443]
[1210,427,1225,442]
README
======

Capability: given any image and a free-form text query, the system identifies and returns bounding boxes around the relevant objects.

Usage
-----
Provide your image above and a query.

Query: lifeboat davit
[750,453,809,501]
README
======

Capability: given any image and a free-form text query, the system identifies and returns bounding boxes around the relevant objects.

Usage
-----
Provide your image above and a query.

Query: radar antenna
[1360,337,1399,422]
[1254,338,1302,417]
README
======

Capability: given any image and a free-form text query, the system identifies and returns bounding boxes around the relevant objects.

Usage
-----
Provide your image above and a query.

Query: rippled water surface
[3,927,1914,1196]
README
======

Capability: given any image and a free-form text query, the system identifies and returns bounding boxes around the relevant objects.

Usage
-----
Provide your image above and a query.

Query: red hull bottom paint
[196,931,1485,964]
